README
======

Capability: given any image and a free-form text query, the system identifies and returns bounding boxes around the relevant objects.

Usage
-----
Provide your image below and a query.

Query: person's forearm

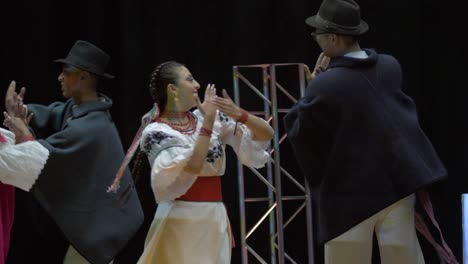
[184,116,215,174]
[15,129,34,143]
[243,113,274,141]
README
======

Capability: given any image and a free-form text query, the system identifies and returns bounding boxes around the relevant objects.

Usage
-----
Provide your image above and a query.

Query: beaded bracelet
[199,127,213,137]
[233,108,249,135]
[237,108,249,124]
[17,134,35,143]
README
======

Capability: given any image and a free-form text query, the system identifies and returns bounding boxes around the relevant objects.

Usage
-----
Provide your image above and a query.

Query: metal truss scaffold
[233,63,314,264]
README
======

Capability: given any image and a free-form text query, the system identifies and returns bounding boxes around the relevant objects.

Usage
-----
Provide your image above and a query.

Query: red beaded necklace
[157,111,198,135]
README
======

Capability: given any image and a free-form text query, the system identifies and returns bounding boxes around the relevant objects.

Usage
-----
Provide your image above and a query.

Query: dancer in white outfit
[111,61,273,263]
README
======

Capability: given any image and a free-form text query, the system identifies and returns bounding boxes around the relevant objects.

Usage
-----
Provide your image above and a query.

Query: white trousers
[325,194,425,264]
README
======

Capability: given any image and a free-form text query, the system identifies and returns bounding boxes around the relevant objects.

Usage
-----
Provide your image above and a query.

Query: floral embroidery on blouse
[206,142,223,163]
[218,112,229,123]
[143,131,174,154]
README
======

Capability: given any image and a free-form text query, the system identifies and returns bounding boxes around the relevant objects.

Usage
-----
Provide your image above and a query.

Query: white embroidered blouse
[0,128,49,191]
[140,110,270,202]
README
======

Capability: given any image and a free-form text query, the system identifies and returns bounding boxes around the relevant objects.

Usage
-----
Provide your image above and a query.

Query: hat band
[315,14,361,31]
[63,57,105,75]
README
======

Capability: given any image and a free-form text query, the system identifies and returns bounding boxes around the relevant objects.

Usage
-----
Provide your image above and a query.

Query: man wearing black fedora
[284,0,456,263]
[4,40,144,264]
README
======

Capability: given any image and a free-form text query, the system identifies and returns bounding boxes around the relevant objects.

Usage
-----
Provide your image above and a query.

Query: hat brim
[54,59,115,79]
[305,15,369,36]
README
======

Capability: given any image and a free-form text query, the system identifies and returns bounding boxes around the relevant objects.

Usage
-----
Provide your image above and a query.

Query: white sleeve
[218,112,270,168]
[141,125,197,202]
[0,133,49,191]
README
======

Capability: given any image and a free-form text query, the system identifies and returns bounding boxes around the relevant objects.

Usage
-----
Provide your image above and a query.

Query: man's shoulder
[377,53,401,68]
[312,68,359,88]
[64,110,115,137]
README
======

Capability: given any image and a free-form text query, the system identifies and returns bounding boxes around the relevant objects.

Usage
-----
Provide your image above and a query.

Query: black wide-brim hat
[306,0,368,36]
[54,40,114,79]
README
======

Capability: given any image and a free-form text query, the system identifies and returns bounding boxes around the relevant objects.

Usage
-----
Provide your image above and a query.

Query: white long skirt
[138,201,231,264]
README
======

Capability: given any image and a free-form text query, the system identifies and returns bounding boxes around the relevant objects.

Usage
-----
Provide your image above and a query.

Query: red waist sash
[176,176,223,202]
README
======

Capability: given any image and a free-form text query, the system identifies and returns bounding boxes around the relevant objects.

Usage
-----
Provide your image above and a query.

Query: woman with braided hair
[111,61,273,263]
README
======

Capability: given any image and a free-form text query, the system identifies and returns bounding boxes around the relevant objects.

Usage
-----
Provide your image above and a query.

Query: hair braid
[148,61,184,112]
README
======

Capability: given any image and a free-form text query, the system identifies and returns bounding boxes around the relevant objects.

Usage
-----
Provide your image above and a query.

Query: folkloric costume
[284,0,457,263]
[110,107,269,264]
[0,128,49,264]
[8,40,144,264]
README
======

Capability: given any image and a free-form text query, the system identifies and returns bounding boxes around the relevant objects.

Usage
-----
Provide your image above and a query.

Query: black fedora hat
[54,40,114,79]
[306,0,368,36]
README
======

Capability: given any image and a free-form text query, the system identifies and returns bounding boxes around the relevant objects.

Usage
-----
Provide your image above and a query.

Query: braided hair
[121,61,185,202]
[149,61,184,111]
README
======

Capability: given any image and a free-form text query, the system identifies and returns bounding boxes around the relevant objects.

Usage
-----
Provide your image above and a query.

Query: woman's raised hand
[195,84,218,120]
[5,81,26,116]
[3,111,31,140]
[213,89,241,120]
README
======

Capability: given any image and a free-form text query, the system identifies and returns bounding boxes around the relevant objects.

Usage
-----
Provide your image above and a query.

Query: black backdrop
[1,0,466,263]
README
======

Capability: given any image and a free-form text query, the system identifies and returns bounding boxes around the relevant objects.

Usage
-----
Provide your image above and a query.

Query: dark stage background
[1,0,466,263]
